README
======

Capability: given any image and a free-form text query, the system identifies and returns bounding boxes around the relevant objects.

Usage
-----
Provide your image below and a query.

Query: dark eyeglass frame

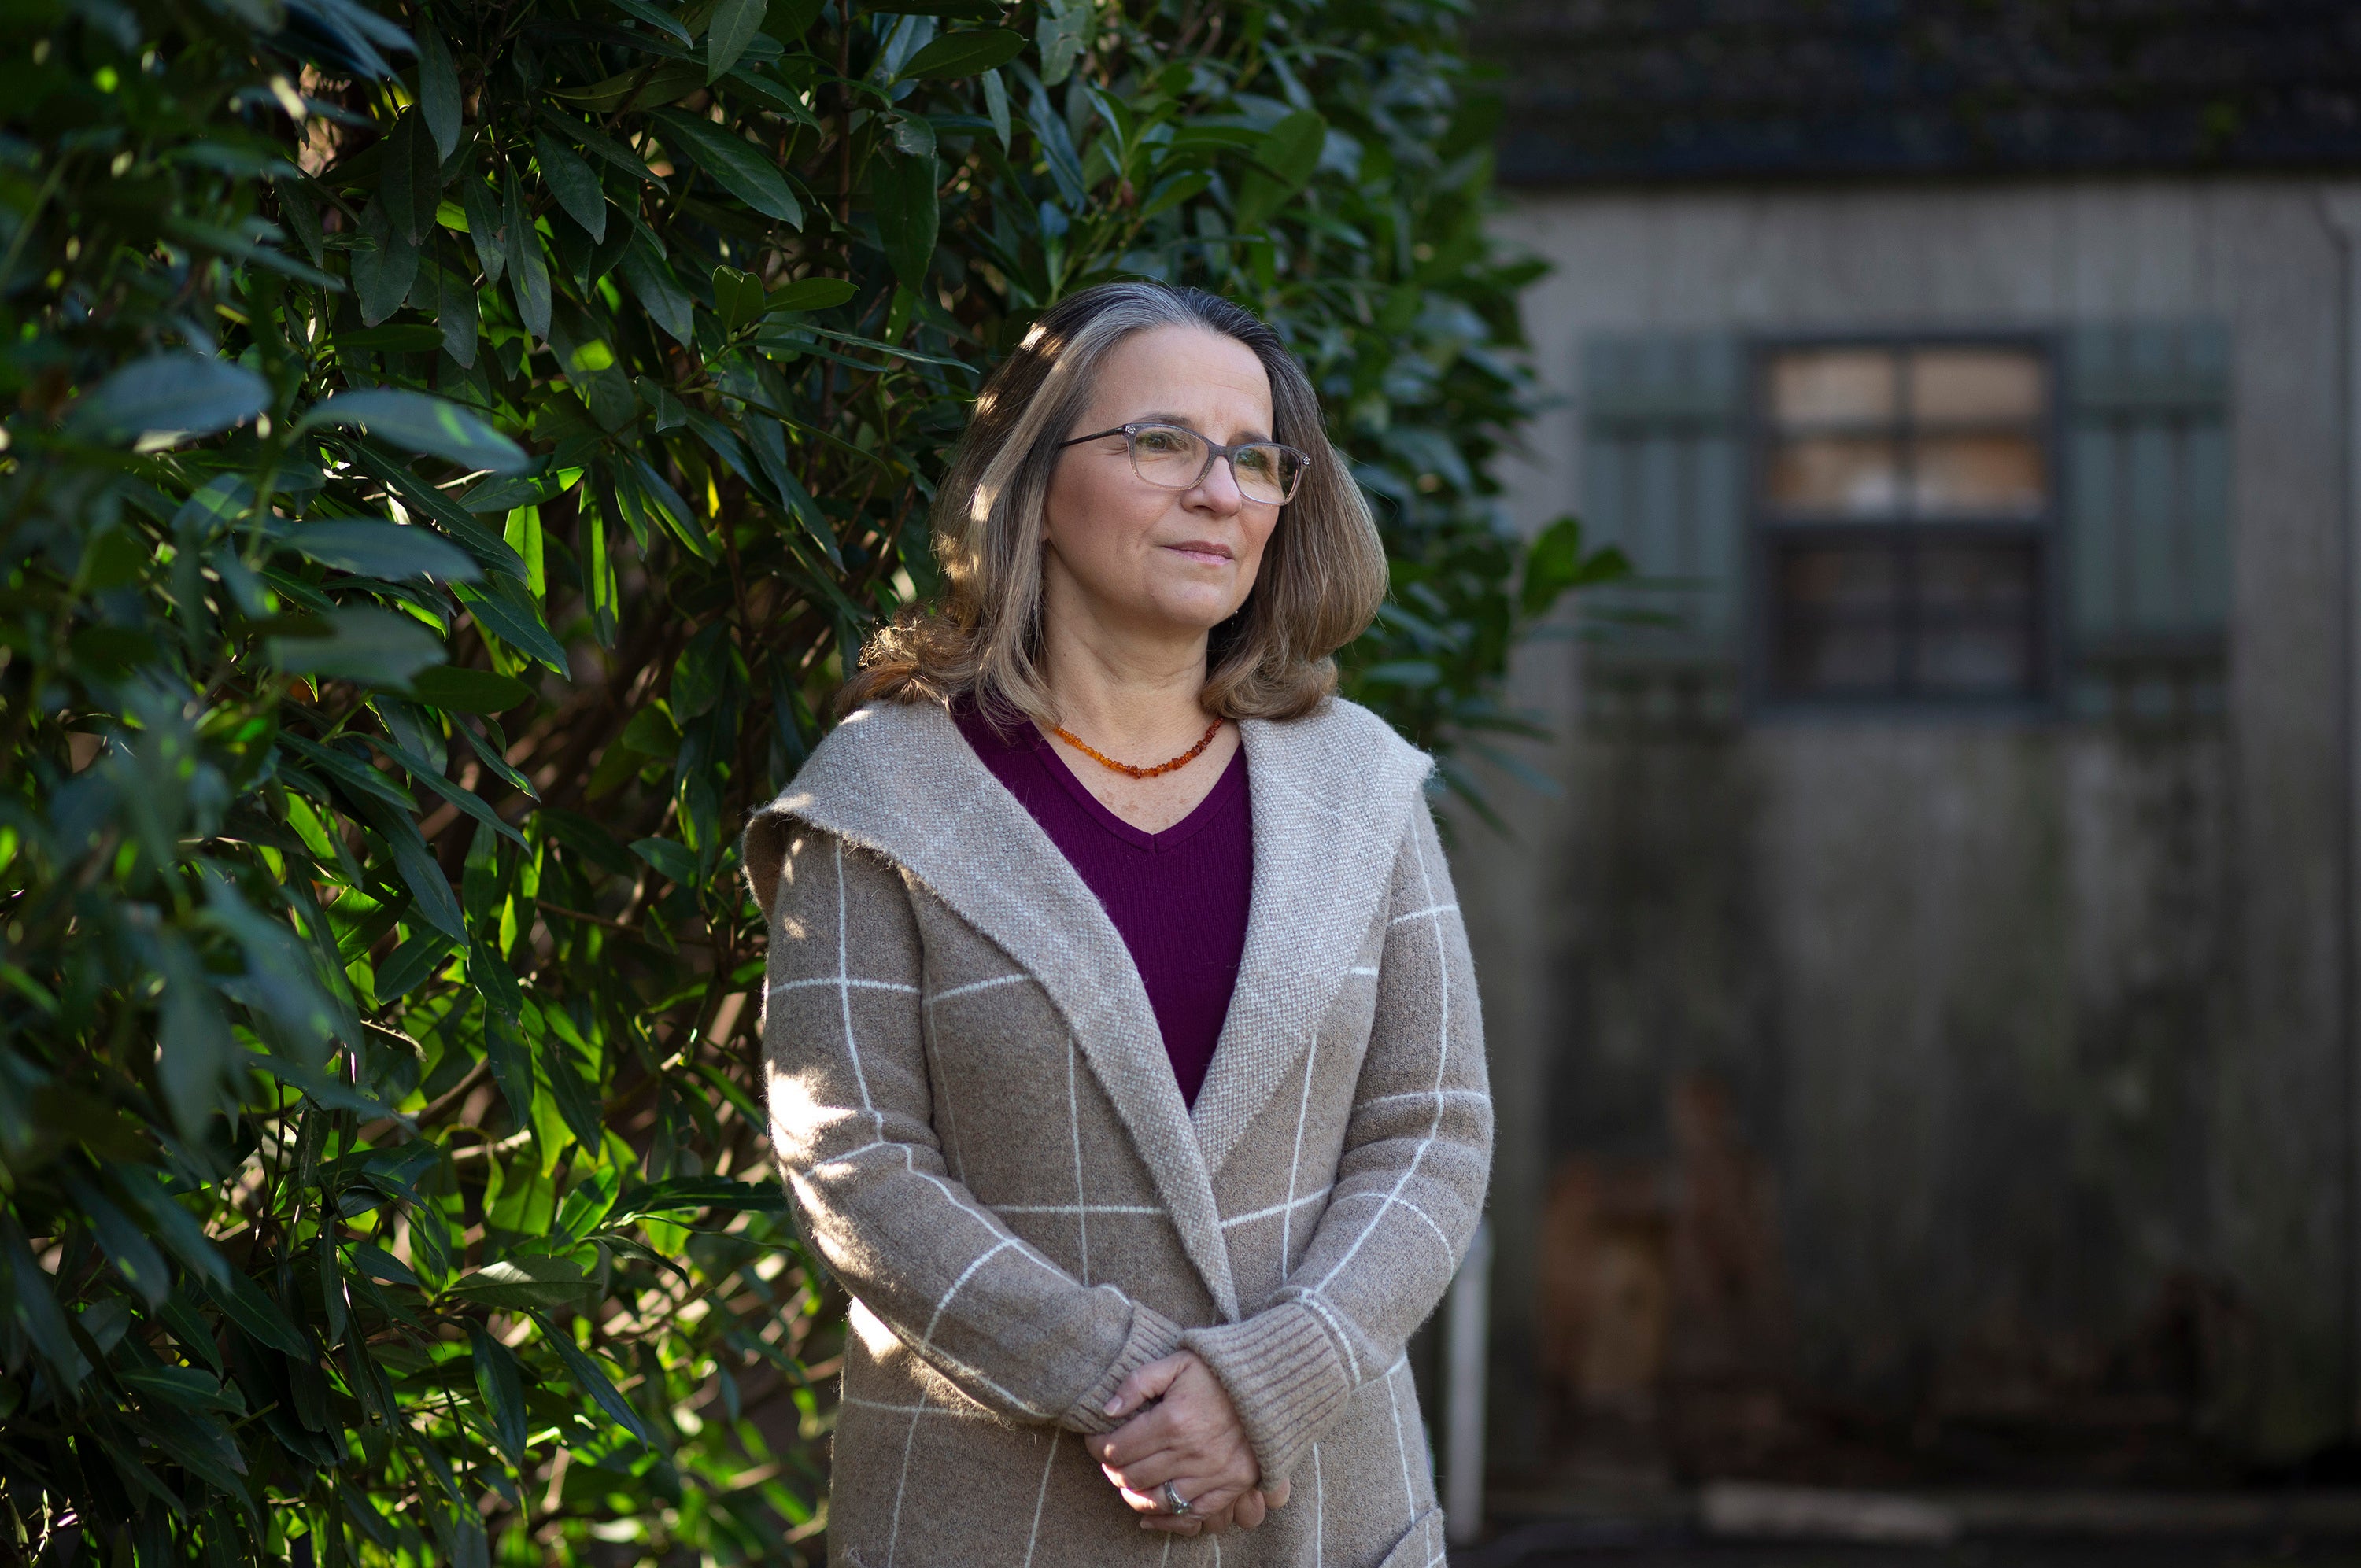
[1059,422,1314,504]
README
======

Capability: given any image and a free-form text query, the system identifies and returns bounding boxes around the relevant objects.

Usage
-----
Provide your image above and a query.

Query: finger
[1111,1481,1166,1517]
[1100,1449,1184,1494]
[1233,1489,1267,1530]
[1148,1501,1236,1537]
[1096,1400,1187,1469]
[1105,1353,1192,1419]
[1263,1478,1292,1510]
[1171,1478,1247,1521]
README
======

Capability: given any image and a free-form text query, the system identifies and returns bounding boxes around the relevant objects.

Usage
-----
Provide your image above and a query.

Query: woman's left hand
[1084,1352,1277,1532]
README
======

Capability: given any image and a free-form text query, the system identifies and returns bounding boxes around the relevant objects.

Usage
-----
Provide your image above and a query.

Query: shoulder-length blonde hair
[841,282,1388,725]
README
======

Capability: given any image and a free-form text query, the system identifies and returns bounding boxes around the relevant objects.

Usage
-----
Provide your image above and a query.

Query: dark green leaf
[1034,0,1088,84]
[0,1214,90,1382]
[410,665,534,713]
[352,197,422,326]
[553,61,706,112]
[652,109,804,226]
[872,147,938,289]
[134,1402,255,1506]
[537,1317,657,1447]
[108,1174,233,1287]
[615,1176,787,1219]
[706,0,764,81]
[375,930,456,999]
[620,233,695,345]
[277,519,483,581]
[353,796,467,941]
[119,1362,245,1415]
[900,25,1023,79]
[468,1321,531,1460]
[416,21,463,160]
[199,1265,310,1356]
[65,354,268,445]
[1235,110,1327,228]
[461,174,507,285]
[382,109,443,245]
[610,0,693,44]
[1520,514,1629,618]
[1254,109,1328,187]
[300,389,530,472]
[63,1173,172,1308]
[446,1256,592,1312]
[533,131,608,242]
[543,1033,604,1149]
[454,574,570,672]
[629,836,700,884]
[351,444,534,580]
[349,1243,418,1287]
[765,275,857,314]
[711,264,767,334]
[504,164,552,338]
[765,0,822,38]
[154,932,236,1138]
[546,116,666,186]
[268,605,448,689]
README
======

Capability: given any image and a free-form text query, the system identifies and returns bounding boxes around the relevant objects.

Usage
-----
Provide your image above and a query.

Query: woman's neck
[1036,588,1213,760]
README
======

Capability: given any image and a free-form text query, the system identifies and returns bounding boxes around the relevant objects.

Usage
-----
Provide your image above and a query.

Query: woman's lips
[1164,541,1232,566]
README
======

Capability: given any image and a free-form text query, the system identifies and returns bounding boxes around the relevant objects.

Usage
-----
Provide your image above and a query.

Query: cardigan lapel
[1189,704,1434,1175]
[752,701,1242,1320]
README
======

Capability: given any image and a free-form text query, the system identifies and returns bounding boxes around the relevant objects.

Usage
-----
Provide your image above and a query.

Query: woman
[744,282,1491,1567]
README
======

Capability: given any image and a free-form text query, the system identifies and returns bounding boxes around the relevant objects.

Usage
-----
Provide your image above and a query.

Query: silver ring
[1160,1481,1192,1517]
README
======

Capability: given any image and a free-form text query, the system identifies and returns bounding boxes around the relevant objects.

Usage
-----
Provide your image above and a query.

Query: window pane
[1913,434,2047,518]
[1772,542,1901,695]
[1916,542,2039,697]
[1909,349,2046,424]
[1768,436,1903,515]
[1770,350,1897,427]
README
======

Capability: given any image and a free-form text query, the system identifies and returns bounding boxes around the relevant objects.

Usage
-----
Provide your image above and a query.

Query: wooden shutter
[1579,333,1746,694]
[2064,321,2232,717]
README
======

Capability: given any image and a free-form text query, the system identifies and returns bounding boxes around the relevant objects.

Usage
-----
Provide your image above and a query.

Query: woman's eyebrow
[1133,411,1274,442]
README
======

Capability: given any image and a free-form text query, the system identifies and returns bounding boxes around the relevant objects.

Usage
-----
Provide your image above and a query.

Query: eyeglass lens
[1129,426,1303,504]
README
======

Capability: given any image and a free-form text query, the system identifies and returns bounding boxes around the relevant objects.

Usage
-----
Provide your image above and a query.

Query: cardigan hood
[744,694,1435,1319]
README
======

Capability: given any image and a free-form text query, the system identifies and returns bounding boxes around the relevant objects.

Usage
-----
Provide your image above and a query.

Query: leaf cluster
[0,0,1615,1557]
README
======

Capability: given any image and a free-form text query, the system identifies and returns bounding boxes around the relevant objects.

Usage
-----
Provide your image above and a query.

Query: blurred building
[1459,0,2361,1496]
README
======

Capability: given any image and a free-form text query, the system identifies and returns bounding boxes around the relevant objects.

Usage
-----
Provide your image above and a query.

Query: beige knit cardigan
[745,695,1492,1568]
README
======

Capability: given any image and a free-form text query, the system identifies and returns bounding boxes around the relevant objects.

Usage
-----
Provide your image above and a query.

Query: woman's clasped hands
[1084,1352,1291,1537]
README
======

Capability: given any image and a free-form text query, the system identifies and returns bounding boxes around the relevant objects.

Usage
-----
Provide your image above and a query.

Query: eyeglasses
[1059,422,1312,507]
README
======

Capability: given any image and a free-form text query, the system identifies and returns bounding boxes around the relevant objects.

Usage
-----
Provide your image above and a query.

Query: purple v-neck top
[953,703,1251,1107]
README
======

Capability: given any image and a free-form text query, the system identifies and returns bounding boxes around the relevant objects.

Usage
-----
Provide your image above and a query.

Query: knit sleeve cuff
[1180,1301,1353,1486]
[1062,1298,1187,1434]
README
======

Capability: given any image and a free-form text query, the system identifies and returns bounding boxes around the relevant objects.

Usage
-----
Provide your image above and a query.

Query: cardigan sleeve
[1180,801,1493,1484]
[752,818,1184,1431]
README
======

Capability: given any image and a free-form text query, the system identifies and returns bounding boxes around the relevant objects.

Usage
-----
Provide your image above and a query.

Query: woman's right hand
[1084,1352,1290,1533]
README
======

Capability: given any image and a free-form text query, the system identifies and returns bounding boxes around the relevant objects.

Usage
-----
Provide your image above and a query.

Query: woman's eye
[1236,449,1277,477]
[1136,430,1193,454]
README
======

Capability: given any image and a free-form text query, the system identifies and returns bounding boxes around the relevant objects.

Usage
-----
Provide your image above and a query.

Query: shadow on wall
[1535,1074,2261,1489]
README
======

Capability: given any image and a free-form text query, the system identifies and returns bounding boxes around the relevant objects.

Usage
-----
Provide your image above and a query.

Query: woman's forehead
[1092,326,1271,426]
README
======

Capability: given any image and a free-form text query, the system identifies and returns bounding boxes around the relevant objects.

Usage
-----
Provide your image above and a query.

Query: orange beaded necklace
[1051,718,1224,780]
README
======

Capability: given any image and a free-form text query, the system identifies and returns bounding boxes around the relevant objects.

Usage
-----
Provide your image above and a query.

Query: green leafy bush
[0,0,1615,1556]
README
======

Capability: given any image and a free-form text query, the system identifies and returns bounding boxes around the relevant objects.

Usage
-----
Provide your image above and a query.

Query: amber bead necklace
[1051,718,1223,780]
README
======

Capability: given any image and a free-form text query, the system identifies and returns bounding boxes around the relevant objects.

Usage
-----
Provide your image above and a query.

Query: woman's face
[1041,324,1280,643]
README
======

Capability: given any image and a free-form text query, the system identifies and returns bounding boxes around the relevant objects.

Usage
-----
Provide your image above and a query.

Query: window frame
[1743,329,2068,717]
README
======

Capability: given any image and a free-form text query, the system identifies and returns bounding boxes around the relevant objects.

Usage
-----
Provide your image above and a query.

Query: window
[1755,341,2056,704]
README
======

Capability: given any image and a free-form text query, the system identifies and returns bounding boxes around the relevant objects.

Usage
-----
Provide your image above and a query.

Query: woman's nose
[1190,455,1246,513]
